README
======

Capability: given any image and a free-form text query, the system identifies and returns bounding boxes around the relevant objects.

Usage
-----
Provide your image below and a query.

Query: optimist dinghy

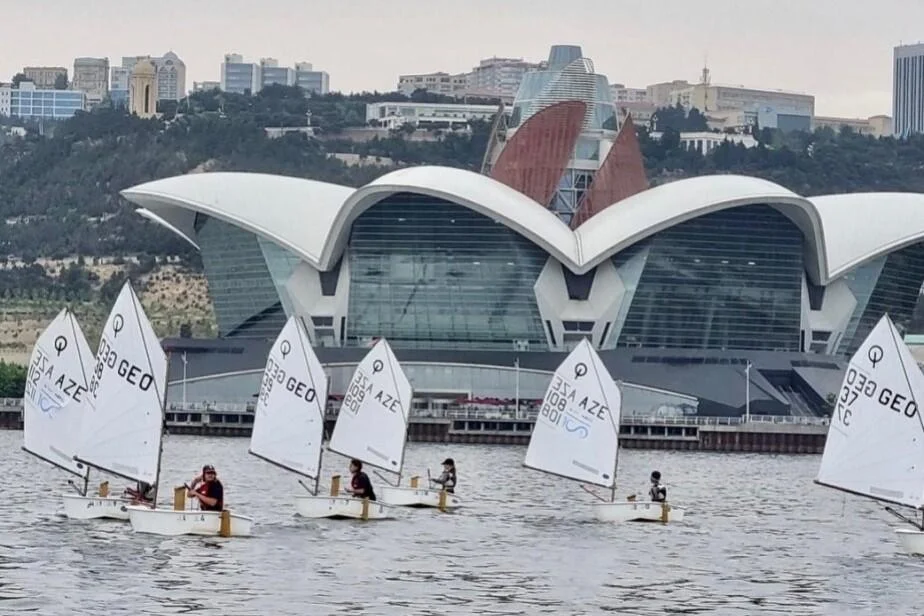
[816,313,924,555]
[76,281,252,537]
[249,316,390,520]
[24,308,128,520]
[525,338,684,523]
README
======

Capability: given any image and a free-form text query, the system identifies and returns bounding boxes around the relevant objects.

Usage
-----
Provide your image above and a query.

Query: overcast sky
[3,0,922,117]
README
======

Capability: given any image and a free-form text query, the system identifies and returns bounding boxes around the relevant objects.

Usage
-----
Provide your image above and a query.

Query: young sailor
[649,470,667,502]
[187,464,224,511]
[345,459,376,501]
[431,458,457,494]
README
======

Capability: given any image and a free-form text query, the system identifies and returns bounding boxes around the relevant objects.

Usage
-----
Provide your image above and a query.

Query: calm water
[0,430,920,615]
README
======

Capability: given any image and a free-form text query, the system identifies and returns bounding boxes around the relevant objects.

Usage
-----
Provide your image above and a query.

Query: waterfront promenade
[0,399,828,453]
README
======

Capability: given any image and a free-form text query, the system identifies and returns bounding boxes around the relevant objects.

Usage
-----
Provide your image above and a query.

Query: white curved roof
[810,193,924,279]
[122,168,924,285]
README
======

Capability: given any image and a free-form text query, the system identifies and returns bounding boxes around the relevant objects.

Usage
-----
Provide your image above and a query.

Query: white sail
[328,338,411,474]
[816,314,924,509]
[74,281,167,485]
[524,338,622,489]
[22,308,95,477]
[249,316,328,479]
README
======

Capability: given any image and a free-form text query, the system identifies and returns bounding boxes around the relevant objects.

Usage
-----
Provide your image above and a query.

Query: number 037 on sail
[524,339,684,523]
[815,314,924,555]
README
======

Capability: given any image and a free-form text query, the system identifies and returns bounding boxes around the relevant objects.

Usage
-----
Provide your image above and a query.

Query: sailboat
[248,315,383,520]
[74,280,251,537]
[816,313,924,555]
[298,338,418,520]
[524,338,684,523]
[24,307,124,520]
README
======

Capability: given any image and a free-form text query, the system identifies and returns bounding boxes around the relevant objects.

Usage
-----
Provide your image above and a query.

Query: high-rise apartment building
[294,62,329,95]
[220,54,260,95]
[23,67,68,89]
[260,58,295,88]
[72,57,109,106]
[893,43,924,137]
[467,57,544,101]
[397,72,469,97]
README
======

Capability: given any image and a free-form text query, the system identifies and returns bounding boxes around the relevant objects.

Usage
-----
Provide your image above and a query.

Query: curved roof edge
[136,208,199,249]
[810,192,924,280]
[122,172,354,267]
[574,174,828,280]
[318,165,577,269]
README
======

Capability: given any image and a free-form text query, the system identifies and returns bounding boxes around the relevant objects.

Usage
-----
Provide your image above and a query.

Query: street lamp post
[514,357,520,420]
[744,360,751,423]
[181,352,188,409]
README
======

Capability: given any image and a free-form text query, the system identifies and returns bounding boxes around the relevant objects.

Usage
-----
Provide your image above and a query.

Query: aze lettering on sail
[26,335,87,419]
[538,361,608,440]
[524,339,621,489]
[340,358,404,418]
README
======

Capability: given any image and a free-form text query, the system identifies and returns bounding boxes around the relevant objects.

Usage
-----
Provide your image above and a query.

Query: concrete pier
[0,399,828,453]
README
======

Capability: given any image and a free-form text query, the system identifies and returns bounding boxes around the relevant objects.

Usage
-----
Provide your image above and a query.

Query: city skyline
[2,0,924,118]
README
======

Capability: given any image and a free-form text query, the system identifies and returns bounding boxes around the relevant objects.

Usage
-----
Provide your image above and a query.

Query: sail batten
[73,282,167,486]
[816,314,924,509]
[249,316,328,480]
[328,338,412,475]
[22,308,95,479]
[524,338,622,489]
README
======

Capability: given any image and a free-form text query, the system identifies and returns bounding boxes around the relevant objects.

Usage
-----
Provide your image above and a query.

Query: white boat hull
[592,501,685,523]
[378,486,463,509]
[61,494,131,520]
[294,496,394,520]
[126,506,254,537]
[895,529,924,555]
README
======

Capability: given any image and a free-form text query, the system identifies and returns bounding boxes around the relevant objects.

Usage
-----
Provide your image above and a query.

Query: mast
[130,285,168,508]
[68,308,93,497]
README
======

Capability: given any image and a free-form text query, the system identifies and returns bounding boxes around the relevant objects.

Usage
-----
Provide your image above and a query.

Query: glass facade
[10,88,85,119]
[194,215,286,338]
[840,242,924,355]
[346,193,548,350]
[614,205,805,351]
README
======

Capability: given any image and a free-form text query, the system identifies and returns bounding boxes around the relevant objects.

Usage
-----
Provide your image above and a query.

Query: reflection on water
[1,430,922,614]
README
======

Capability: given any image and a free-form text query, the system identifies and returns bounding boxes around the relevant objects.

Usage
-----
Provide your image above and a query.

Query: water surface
[0,431,919,614]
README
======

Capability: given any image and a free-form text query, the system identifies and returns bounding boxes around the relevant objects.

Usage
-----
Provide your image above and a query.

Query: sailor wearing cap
[431,458,457,494]
[187,464,224,511]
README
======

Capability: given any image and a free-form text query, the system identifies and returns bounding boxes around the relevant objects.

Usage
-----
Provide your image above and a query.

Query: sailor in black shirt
[346,459,376,501]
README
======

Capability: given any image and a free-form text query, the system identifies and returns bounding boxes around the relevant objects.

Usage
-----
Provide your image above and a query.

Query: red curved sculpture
[489,100,587,207]
[570,113,649,229]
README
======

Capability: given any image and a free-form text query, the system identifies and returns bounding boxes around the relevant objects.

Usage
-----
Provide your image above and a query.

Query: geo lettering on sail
[88,337,154,396]
[836,366,918,427]
[258,355,317,406]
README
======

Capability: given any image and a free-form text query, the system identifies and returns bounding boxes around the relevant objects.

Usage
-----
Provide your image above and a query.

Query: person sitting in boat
[345,459,376,501]
[649,470,667,503]
[124,481,155,504]
[187,464,224,512]
[431,458,457,494]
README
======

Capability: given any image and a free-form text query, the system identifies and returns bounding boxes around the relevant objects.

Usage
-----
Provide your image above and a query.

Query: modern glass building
[7,83,86,119]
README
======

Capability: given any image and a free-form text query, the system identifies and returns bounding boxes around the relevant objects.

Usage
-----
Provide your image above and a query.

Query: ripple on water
[2,433,924,614]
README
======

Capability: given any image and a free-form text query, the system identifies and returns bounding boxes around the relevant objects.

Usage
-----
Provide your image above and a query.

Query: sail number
[259,357,316,405]
[836,367,918,426]
[25,348,86,403]
[340,371,402,415]
[88,338,154,396]
[539,376,608,426]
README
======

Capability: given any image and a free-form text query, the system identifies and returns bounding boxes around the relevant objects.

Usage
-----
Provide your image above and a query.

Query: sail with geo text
[22,308,95,477]
[249,316,328,480]
[328,337,412,475]
[816,314,924,509]
[524,338,622,489]
[73,281,167,485]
